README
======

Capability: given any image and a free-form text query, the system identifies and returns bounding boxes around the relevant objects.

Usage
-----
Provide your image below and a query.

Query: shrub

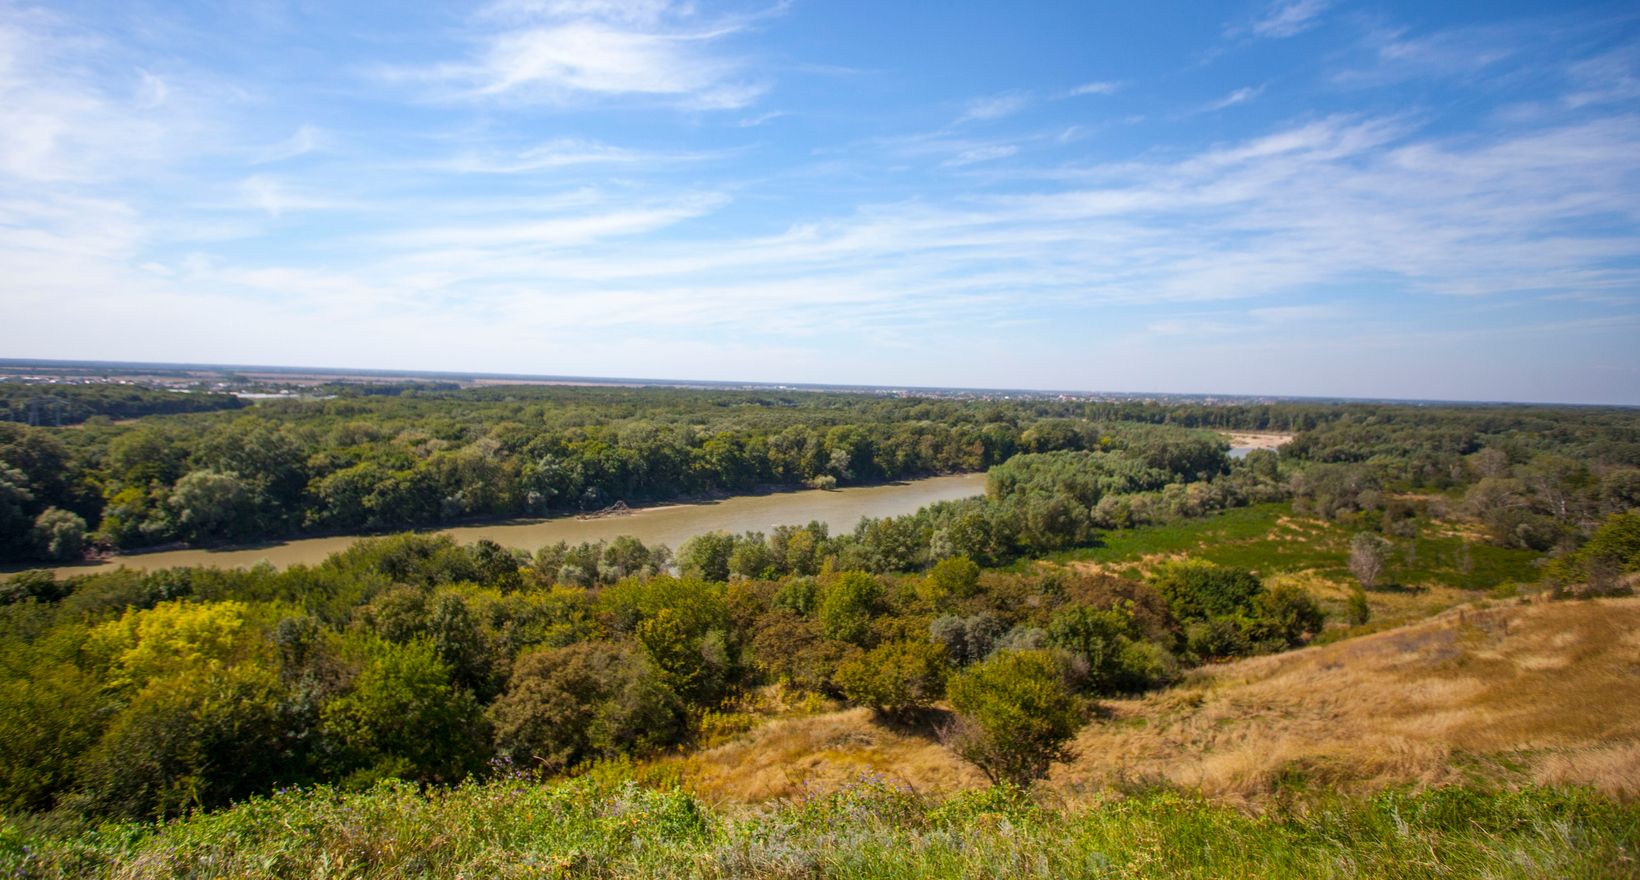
[832,640,948,717]
[818,572,882,645]
[1347,587,1371,625]
[320,639,486,784]
[1149,561,1262,622]
[923,556,981,601]
[943,649,1084,786]
[1251,584,1324,646]
[929,613,1005,667]
[488,641,682,774]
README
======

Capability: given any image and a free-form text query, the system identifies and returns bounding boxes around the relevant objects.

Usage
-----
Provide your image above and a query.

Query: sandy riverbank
[1220,430,1294,449]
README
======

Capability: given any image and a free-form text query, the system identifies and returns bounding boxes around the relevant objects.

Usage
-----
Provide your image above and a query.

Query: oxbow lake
[46,473,989,576]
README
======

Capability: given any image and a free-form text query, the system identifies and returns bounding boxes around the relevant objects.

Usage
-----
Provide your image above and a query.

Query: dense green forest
[0,384,243,427]
[3,384,1638,564]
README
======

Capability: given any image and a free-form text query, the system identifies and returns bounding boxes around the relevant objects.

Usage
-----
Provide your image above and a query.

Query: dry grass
[671,707,987,803]
[674,598,1640,805]
[1060,596,1640,803]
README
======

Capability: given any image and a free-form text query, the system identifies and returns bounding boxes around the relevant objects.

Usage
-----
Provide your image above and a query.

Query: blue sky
[2,0,1638,404]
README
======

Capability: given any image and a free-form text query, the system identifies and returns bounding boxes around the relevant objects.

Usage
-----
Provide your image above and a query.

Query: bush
[923,556,981,602]
[818,572,882,645]
[29,507,86,561]
[929,613,1005,667]
[1251,584,1324,646]
[943,649,1084,786]
[320,639,486,784]
[488,641,682,773]
[1149,561,1262,622]
[832,640,948,717]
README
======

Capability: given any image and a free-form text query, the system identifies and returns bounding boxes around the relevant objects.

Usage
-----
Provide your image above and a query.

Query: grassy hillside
[674,597,1640,806]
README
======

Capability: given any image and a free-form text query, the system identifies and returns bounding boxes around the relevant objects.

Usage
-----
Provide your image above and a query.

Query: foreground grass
[4,778,1634,879]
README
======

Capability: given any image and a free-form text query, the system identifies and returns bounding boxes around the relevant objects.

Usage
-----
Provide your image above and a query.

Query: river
[41,473,989,577]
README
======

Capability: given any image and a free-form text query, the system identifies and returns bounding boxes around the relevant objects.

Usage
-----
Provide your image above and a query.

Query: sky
[2,1,1639,404]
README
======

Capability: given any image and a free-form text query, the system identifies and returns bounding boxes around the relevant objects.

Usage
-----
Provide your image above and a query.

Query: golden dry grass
[671,706,987,803]
[674,597,1640,805]
[1057,596,1640,803]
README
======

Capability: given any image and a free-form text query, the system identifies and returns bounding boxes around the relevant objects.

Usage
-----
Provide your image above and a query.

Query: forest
[3,383,1638,565]
[1,386,1638,835]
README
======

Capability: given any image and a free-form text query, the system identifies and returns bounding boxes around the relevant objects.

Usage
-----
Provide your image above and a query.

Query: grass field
[1034,503,1541,629]
[1052,503,1537,589]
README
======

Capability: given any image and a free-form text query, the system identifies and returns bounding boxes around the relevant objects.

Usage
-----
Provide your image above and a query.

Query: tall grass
[3,776,1634,879]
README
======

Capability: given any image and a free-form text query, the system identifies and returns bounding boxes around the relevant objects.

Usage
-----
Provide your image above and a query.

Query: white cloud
[1069,81,1121,96]
[944,145,1018,167]
[1565,48,1640,108]
[957,92,1030,124]
[435,137,728,173]
[239,175,351,217]
[1334,24,1523,86]
[1204,85,1263,111]
[256,124,322,163]
[1251,0,1329,39]
[419,1,769,109]
[0,16,198,183]
[484,0,675,27]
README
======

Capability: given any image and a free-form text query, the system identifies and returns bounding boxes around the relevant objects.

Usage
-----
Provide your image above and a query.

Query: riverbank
[1219,430,1294,449]
[23,472,988,578]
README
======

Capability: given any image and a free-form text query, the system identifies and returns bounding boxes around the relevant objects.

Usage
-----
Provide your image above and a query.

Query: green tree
[320,640,485,785]
[487,641,681,773]
[1149,560,1263,621]
[818,572,883,645]
[30,506,87,561]
[943,650,1084,786]
[167,469,258,544]
[677,531,736,582]
[1046,605,1136,694]
[832,640,948,717]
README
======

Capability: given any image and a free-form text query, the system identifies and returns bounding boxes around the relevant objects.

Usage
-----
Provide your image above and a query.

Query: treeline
[0,525,1323,821]
[0,384,242,426]
[650,444,1281,581]
[3,385,1639,565]
[0,386,1257,562]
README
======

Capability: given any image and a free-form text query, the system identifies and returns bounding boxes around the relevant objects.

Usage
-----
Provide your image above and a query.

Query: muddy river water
[45,473,989,576]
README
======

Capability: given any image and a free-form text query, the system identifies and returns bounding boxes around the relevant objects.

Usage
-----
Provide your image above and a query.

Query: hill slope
[679,597,1640,803]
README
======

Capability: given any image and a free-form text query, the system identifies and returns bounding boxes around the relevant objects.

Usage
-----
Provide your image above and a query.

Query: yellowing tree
[91,600,252,686]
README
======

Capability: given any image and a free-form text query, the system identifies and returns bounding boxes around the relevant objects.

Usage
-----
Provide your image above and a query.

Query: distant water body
[43,473,988,576]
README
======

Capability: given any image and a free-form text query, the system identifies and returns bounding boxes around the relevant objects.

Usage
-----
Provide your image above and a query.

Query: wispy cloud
[944,144,1018,167]
[1204,85,1262,112]
[1251,0,1329,39]
[411,0,770,109]
[433,137,730,173]
[1068,81,1121,97]
[1334,23,1523,86]
[1565,47,1640,108]
[957,92,1030,124]
[255,124,322,163]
